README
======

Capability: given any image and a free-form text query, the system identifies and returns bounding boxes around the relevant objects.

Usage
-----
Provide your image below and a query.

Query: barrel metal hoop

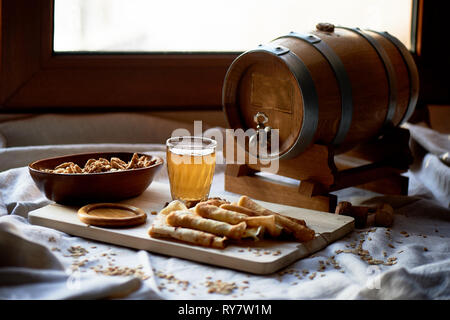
[278,51,319,159]
[369,30,419,124]
[277,32,353,146]
[337,27,398,131]
[256,44,291,56]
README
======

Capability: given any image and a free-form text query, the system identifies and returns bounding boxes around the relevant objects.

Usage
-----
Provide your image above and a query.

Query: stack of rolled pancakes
[148,196,316,249]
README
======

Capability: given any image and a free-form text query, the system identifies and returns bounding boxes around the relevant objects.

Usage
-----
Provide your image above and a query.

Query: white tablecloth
[0,125,449,300]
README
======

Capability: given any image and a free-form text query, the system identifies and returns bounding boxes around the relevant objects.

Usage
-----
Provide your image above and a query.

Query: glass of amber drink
[166,136,217,204]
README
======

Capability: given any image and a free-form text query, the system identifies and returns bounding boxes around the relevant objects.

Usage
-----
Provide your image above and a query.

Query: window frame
[1,0,440,113]
[0,0,238,112]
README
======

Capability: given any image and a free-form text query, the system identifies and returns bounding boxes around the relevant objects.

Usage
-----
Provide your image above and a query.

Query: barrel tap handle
[252,112,272,149]
[254,112,269,130]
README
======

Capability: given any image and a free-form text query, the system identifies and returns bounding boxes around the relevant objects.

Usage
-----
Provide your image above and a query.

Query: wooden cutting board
[28,181,354,274]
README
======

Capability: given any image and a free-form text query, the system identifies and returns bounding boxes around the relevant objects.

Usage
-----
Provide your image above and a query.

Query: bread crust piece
[148,224,226,249]
[166,210,246,240]
[238,196,315,242]
[197,204,282,237]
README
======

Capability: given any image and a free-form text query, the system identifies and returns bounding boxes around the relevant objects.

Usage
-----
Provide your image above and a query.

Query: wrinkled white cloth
[0,125,449,300]
[404,123,450,208]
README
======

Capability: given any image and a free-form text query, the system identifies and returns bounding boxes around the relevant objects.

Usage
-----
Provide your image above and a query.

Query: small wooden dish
[78,203,147,227]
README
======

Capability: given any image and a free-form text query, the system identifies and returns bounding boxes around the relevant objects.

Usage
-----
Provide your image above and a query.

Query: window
[54,0,413,52]
[1,0,423,112]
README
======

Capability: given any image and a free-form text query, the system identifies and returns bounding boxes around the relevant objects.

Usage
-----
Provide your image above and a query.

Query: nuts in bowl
[29,152,163,204]
[42,153,158,174]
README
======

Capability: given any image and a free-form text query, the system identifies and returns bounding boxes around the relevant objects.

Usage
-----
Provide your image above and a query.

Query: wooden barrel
[222,23,419,160]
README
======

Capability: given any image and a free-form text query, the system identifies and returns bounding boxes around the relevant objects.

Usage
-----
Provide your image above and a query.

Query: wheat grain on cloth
[0,126,449,299]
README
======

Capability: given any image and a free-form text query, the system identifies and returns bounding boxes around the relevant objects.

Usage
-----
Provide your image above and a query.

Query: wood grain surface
[77,203,147,227]
[29,182,354,274]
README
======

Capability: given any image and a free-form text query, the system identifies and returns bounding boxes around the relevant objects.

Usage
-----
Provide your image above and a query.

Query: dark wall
[415,1,450,106]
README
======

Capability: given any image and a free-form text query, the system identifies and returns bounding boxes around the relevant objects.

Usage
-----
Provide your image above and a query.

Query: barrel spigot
[249,112,272,152]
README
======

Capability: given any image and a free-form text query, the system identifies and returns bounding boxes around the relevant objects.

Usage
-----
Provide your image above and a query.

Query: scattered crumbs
[67,246,89,257]
[368,237,372,241]
[423,247,428,252]
[398,250,404,254]
[334,235,399,266]
[238,249,244,253]
[388,244,395,249]
[320,274,326,277]
[48,236,56,243]
[51,247,60,252]
[71,258,89,270]
[93,265,151,281]
[387,257,397,262]
[204,279,237,295]
[400,231,410,238]
[272,250,282,256]
[309,272,317,280]
[383,257,398,266]
[318,263,326,272]
[90,246,97,249]
[151,211,158,215]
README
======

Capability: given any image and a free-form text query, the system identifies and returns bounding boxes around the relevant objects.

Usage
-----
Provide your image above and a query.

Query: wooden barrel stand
[225,127,412,213]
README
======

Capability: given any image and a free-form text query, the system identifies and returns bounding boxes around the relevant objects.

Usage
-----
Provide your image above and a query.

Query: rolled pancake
[148,224,226,249]
[167,210,247,240]
[238,196,315,242]
[196,204,282,237]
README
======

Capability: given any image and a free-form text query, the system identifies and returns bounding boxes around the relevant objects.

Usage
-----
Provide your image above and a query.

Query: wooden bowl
[28,152,163,205]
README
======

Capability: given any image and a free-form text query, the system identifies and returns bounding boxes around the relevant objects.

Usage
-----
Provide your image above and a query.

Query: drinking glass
[166,136,217,204]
